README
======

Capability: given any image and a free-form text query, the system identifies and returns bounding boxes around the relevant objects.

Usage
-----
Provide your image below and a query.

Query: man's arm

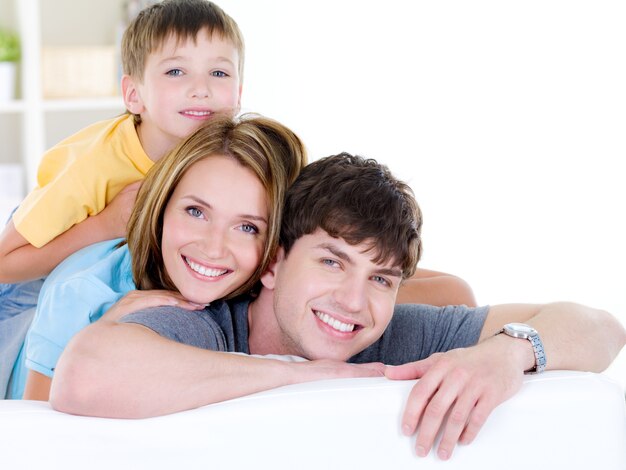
[386,302,626,460]
[396,268,477,307]
[0,182,139,283]
[50,313,384,419]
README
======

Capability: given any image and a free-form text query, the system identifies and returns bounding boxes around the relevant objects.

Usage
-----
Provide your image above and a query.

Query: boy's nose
[190,76,212,99]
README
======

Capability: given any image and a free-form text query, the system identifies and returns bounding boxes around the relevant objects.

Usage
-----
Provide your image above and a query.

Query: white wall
[2,0,624,384]
[218,0,626,385]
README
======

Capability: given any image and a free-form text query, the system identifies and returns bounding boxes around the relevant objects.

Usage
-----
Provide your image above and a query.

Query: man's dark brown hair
[280,153,422,279]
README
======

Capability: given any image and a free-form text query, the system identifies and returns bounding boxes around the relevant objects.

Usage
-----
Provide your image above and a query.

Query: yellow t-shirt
[12,114,154,248]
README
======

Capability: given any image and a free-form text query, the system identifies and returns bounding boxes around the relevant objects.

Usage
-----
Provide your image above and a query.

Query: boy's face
[262,229,403,361]
[124,28,242,158]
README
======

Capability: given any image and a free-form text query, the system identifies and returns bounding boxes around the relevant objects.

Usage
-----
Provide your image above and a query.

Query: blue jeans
[0,279,44,398]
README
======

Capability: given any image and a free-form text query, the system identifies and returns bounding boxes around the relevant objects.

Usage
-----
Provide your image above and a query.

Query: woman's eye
[211,70,228,78]
[166,69,183,77]
[186,207,203,218]
[240,223,258,234]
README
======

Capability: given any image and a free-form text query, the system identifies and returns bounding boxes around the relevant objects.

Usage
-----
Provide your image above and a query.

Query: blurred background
[0,0,624,386]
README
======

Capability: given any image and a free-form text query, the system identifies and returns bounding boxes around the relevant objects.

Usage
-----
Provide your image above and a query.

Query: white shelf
[3,0,126,192]
[0,100,25,113]
[0,97,124,115]
[42,97,124,112]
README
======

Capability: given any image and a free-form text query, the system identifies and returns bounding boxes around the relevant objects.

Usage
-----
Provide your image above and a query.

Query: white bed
[1,370,625,469]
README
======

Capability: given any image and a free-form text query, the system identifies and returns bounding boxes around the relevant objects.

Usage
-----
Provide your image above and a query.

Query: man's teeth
[315,311,355,333]
[186,258,227,277]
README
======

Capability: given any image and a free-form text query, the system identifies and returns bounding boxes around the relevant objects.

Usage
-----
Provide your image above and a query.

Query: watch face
[504,323,537,338]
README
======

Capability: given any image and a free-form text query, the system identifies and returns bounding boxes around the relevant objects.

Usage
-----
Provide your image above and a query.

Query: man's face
[267,229,402,361]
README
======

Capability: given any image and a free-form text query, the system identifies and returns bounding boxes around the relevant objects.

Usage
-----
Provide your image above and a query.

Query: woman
[10,113,307,400]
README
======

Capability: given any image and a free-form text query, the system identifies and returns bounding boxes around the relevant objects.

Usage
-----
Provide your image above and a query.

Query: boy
[0,0,244,395]
[52,153,625,460]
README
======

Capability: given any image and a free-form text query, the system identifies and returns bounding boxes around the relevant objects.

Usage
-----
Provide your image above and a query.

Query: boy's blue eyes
[165,69,229,77]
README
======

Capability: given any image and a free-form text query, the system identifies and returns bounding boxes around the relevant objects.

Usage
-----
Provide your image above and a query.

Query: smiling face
[161,155,267,305]
[123,28,242,160]
[262,229,402,361]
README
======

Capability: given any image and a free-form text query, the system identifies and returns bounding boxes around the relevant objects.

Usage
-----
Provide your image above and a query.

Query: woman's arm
[396,268,477,307]
[22,371,52,401]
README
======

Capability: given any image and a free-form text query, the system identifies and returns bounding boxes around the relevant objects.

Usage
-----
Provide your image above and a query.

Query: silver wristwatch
[496,323,547,374]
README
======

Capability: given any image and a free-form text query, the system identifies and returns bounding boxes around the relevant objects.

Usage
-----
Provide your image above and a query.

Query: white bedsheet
[1,370,625,469]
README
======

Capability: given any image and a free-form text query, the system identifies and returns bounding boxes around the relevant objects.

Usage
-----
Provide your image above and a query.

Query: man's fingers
[458,396,494,445]
[412,375,464,457]
[354,361,386,376]
[396,361,445,437]
[434,388,481,460]
[384,355,438,380]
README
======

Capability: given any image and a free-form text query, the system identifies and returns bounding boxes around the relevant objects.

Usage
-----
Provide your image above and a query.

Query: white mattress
[1,370,625,469]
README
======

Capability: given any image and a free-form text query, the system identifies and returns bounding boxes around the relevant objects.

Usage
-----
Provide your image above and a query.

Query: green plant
[0,28,20,62]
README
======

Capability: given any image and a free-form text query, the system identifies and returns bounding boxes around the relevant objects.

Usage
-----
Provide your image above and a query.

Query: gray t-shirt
[121,299,489,365]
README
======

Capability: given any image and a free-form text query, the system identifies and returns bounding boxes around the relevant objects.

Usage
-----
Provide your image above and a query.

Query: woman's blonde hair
[126,113,307,298]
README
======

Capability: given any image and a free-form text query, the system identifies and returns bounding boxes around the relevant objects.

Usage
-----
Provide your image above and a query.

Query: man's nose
[333,275,367,314]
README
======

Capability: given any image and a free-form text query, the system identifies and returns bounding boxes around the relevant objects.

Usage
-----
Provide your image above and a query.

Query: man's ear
[121,75,144,115]
[260,247,285,290]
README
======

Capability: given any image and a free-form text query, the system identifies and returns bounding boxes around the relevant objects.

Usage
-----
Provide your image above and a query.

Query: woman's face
[161,154,268,304]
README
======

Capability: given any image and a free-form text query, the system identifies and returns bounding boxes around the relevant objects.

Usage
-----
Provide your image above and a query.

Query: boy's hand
[385,342,523,460]
[97,181,141,239]
[103,289,205,323]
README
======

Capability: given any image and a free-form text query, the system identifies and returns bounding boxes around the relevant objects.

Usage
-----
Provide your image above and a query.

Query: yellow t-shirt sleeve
[13,115,152,248]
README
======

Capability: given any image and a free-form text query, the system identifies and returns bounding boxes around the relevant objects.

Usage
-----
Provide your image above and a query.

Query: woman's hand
[103,289,206,322]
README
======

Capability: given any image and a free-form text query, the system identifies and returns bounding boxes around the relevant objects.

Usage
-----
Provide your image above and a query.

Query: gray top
[122,299,489,365]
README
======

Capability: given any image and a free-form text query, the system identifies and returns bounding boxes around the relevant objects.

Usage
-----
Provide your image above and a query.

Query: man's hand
[385,338,524,460]
[300,359,386,381]
[103,289,205,322]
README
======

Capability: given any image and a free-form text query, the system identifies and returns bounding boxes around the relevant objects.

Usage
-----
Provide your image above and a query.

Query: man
[51,154,625,461]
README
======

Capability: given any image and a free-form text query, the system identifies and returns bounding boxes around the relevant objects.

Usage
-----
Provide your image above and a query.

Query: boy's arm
[396,268,477,307]
[0,182,139,283]
[386,302,626,460]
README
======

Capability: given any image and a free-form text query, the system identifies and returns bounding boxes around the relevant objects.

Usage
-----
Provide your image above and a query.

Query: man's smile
[313,309,361,334]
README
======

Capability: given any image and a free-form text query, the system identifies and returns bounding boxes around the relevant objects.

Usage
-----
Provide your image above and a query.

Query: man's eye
[322,259,339,268]
[372,275,390,287]
[186,207,203,218]
[166,69,183,76]
[240,223,258,234]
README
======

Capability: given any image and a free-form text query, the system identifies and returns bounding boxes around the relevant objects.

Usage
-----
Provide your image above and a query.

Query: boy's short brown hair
[121,0,245,81]
[280,153,422,279]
